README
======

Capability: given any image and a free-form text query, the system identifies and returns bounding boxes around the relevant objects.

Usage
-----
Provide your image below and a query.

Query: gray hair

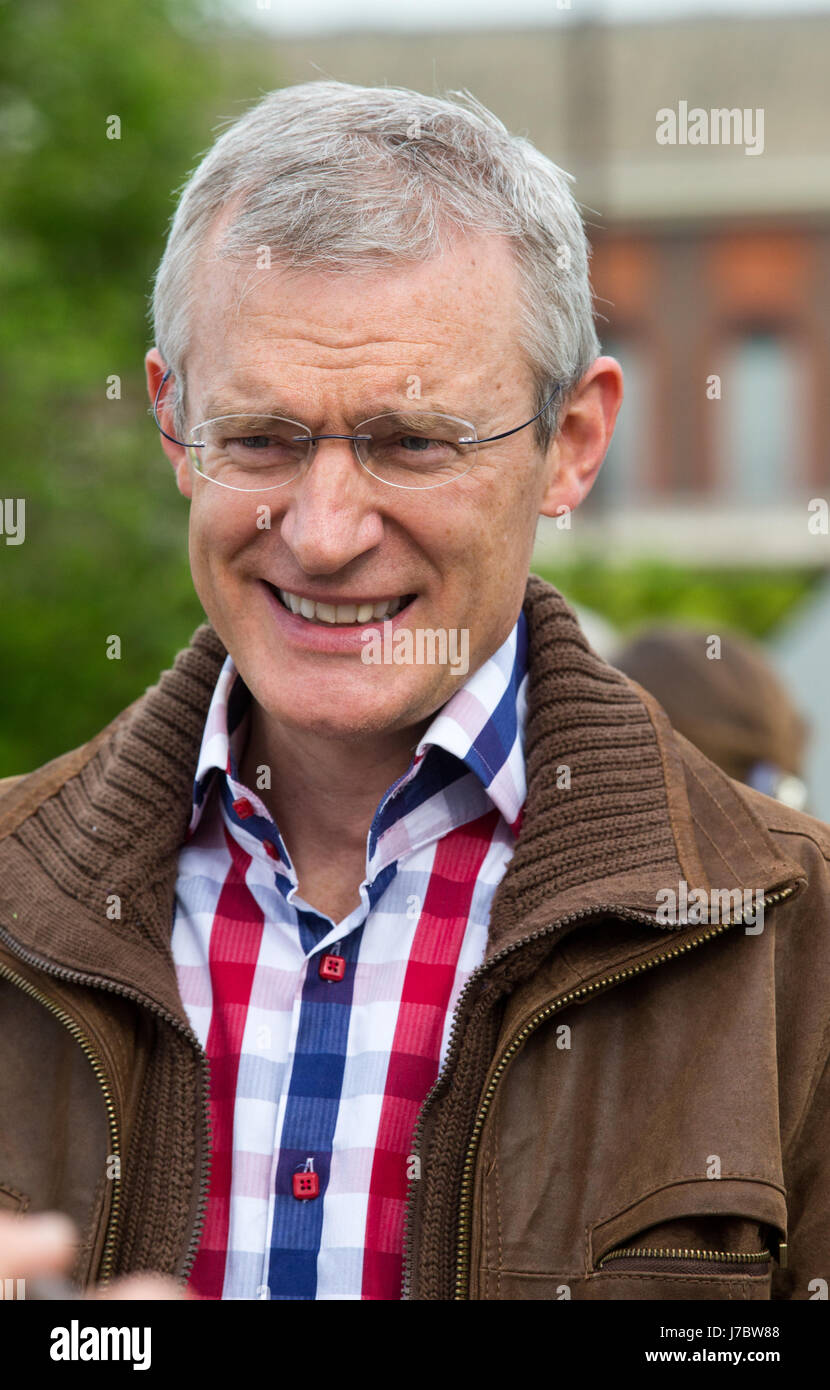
[151,80,601,447]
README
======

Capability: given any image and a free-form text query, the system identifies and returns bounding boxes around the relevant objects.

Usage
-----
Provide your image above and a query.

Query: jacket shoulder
[0,623,224,842]
[673,718,830,863]
[738,781,830,865]
[657,710,830,872]
[0,699,142,841]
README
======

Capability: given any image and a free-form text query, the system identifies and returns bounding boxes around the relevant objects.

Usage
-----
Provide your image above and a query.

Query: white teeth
[276,587,409,624]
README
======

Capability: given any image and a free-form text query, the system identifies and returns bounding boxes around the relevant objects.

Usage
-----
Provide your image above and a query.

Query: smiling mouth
[268,585,416,626]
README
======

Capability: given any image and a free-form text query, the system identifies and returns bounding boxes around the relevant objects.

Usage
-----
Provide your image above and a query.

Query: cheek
[186,503,243,618]
[187,503,214,578]
[186,513,214,614]
[462,481,539,617]
[188,493,254,570]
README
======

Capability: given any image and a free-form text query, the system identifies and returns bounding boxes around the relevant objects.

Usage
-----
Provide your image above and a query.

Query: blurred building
[271,12,830,566]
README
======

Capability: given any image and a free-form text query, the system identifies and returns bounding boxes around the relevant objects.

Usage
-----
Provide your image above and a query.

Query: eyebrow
[199,397,293,421]
[198,397,473,424]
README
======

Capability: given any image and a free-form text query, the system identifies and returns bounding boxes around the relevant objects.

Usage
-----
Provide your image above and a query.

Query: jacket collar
[0,574,804,1025]
[484,575,803,953]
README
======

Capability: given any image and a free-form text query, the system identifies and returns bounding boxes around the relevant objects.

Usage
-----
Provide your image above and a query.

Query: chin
[254,671,450,742]
[263,701,406,743]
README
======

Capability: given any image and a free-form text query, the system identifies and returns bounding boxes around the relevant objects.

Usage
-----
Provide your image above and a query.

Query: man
[1,80,828,1301]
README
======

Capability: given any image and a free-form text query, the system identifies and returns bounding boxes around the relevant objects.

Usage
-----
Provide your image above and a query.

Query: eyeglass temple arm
[152,368,204,449]
[472,385,562,445]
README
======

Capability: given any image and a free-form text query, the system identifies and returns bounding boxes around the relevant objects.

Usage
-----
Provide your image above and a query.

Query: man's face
[156,234,566,742]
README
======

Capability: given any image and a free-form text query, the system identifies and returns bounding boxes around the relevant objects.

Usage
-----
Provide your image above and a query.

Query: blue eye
[399,435,435,452]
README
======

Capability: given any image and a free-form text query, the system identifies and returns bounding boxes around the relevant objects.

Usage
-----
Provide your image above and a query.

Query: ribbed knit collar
[0,574,802,1020]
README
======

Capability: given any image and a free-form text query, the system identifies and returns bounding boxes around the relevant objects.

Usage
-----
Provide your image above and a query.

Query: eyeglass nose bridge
[296,432,374,445]
[293,432,376,466]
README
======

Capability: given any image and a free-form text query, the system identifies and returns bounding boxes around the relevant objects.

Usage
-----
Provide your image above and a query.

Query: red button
[319,954,346,982]
[232,798,255,819]
[293,1172,320,1200]
[264,841,279,859]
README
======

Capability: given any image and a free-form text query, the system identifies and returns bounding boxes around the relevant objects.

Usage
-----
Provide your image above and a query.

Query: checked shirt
[171,612,528,1299]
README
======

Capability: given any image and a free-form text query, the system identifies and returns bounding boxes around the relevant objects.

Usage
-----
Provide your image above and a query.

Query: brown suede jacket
[1,575,828,1299]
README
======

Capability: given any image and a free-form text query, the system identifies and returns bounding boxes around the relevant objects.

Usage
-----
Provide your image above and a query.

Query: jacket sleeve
[745,798,830,1302]
[772,1043,830,1300]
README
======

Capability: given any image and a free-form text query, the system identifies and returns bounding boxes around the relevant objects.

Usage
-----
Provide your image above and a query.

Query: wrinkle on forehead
[192,225,520,328]
[235,321,447,354]
[185,231,528,425]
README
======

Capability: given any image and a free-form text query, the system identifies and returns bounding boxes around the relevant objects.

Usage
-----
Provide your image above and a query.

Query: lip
[261,581,418,653]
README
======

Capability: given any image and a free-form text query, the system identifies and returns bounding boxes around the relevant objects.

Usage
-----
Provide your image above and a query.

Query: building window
[721,330,802,504]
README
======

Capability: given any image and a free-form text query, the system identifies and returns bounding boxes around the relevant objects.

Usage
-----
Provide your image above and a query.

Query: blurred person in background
[614,627,809,810]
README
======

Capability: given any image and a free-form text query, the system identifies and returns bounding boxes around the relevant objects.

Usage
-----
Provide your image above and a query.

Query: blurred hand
[0,1209,187,1299]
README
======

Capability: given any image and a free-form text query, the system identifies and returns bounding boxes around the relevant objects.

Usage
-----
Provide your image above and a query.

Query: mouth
[267,585,417,626]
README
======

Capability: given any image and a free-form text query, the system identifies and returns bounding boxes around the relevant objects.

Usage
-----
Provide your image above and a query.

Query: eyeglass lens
[187,412,479,491]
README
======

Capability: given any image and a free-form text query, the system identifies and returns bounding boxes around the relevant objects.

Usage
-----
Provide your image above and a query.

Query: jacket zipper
[0,960,122,1283]
[398,883,797,1300]
[597,1246,772,1269]
[0,925,211,1289]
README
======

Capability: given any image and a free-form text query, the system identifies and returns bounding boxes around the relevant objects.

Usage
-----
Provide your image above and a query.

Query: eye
[235,434,276,450]
[399,434,437,452]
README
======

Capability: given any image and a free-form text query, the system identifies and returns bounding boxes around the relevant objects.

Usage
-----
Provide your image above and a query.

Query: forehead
[184,231,527,409]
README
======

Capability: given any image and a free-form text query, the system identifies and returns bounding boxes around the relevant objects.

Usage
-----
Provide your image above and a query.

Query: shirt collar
[188,609,528,840]
[415,610,528,828]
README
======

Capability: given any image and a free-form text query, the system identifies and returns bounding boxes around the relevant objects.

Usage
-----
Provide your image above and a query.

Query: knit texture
[486,575,677,945]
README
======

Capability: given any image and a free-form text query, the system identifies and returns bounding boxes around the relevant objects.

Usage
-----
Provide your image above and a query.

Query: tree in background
[0,0,280,772]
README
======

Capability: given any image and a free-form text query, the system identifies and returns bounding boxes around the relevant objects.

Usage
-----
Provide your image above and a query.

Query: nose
[278,437,385,574]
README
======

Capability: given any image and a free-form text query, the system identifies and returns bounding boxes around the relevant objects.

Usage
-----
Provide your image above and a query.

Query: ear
[145,347,193,499]
[538,356,624,521]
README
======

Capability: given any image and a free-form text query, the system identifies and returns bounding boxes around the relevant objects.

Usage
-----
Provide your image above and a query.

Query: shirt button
[319,953,346,982]
[293,1171,320,1200]
[232,797,255,819]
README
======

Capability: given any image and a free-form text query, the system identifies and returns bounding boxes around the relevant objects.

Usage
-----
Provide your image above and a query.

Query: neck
[239,702,430,861]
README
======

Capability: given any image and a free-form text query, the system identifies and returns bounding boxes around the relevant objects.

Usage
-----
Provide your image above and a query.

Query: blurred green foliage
[538,560,820,643]
[0,0,277,774]
[0,4,819,777]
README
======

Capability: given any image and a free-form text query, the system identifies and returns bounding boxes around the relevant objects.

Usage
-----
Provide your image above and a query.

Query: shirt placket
[241,852,371,1299]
